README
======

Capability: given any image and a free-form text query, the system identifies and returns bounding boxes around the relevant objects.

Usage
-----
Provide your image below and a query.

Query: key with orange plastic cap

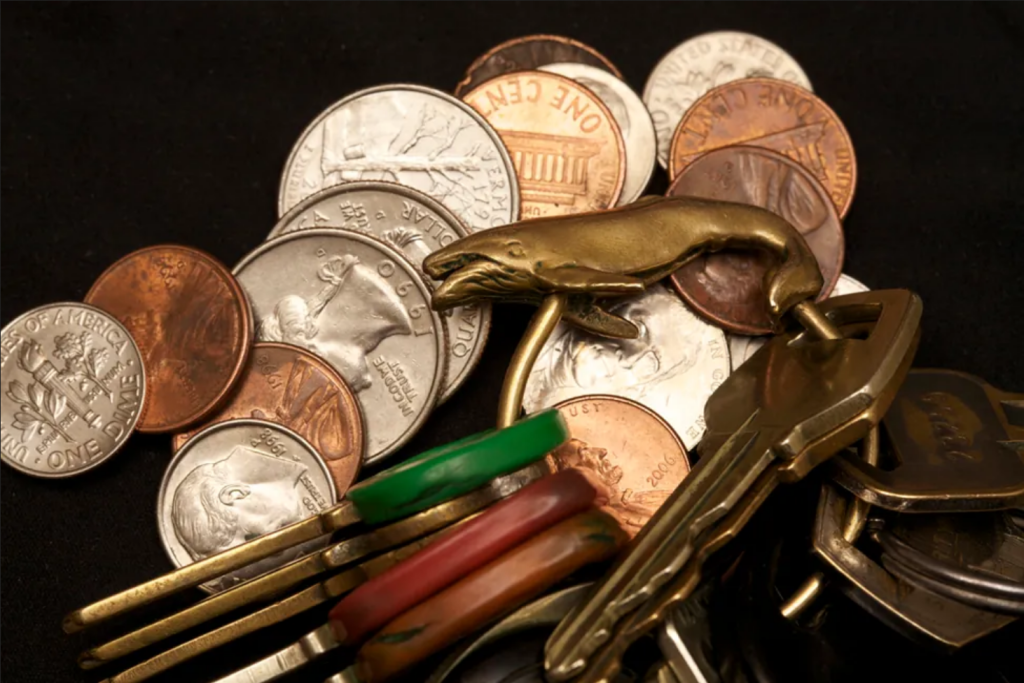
[202,469,603,683]
[331,467,602,646]
[347,508,628,683]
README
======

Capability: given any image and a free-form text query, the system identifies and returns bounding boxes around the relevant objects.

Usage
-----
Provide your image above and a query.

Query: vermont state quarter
[278,84,519,233]
[523,284,729,450]
[234,229,447,464]
[727,274,870,370]
[268,181,491,403]
[644,31,812,168]
[157,419,336,593]
[0,303,146,478]
[539,62,657,205]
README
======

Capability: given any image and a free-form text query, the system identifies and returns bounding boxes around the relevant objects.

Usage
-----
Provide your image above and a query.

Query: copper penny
[462,70,626,218]
[667,146,845,335]
[172,342,364,494]
[548,395,690,538]
[84,245,253,433]
[455,34,622,98]
[668,77,857,217]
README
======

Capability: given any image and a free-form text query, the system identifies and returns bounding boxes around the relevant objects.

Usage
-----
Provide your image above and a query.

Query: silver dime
[268,181,491,403]
[523,284,729,450]
[157,419,336,593]
[727,273,870,371]
[644,31,813,168]
[0,303,146,478]
[539,62,657,205]
[278,84,520,233]
[234,228,447,464]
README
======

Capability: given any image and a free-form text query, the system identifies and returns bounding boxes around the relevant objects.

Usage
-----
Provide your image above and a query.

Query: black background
[3,3,1024,682]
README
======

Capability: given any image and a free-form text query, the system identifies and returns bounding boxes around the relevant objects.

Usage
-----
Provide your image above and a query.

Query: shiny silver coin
[523,284,729,450]
[234,228,447,464]
[538,62,657,205]
[278,84,520,233]
[643,31,813,168]
[268,181,490,403]
[157,419,336,593]
[727,273,869,371]
[0,303,146,478]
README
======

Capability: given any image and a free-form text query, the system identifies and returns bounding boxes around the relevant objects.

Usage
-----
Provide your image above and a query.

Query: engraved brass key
[544,289,922,682]
[831,368,1024,511]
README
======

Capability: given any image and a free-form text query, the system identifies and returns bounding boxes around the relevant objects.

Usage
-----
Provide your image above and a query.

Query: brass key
[831,368,1024,511]
[544,289,922,682]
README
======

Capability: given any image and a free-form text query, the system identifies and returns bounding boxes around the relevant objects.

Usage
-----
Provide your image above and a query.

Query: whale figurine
[423,196,824,338]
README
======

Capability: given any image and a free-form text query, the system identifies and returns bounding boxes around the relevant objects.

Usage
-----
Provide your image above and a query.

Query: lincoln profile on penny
[171,446,310,562]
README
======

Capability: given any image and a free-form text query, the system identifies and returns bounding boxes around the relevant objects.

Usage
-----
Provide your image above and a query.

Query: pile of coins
[2,30,1021,683]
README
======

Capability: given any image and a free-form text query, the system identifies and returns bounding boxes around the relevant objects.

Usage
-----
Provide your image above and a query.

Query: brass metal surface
[812,485,1016,649]
[81,488,501,667]
[831,368,1024,511]
[545,290,922,681]
[498,294,566,428]
[64,500,360,633]
[424,195,825,339]
[781,428,880,619]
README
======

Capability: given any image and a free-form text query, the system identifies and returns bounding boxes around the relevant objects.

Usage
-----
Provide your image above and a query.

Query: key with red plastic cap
[349,508,628,683]
[331,467,601,646]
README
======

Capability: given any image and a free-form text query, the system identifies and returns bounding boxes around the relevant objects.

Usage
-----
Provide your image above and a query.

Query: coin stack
[2,30,1020,683]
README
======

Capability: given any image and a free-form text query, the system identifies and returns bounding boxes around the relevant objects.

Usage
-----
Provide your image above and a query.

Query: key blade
[545,421,777,681]
[211,624,339,683]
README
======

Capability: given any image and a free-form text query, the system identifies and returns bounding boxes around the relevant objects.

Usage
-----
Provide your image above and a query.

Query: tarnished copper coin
[455,34,623,98]
[548,395,690,537]
[667,146,845,335]
[172,342,364,494]
[84,245,253,433]
[463,70,626,218]
[668,77,857,217]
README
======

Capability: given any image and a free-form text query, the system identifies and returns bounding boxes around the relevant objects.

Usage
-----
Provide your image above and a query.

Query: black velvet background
[3,3,1023,682]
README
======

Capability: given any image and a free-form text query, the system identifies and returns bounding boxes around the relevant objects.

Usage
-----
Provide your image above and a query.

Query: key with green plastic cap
[63,409,568,633]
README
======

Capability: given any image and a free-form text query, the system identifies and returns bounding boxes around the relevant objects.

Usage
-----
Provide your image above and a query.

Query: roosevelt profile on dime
[171,445,311,563]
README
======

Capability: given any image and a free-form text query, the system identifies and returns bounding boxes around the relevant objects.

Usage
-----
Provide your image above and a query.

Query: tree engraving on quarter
[235,230,446,464]
[269,182,493,402]
[84,245,253,433]
[550,396,690,537]
[644,31,812,168]
[0,303,145,477]
[668,78,856,217]
[172,343,365,495]
[279,85,519,233]
[462,71,626,218]
[523,285,729,450]
[158,420,336,593]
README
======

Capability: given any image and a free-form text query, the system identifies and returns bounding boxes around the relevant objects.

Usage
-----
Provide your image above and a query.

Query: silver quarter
[727,273,870,371]
[268,181,491,403]
[523,284,729,450]
[157,419,337,593]
[234,228,447,464]
[0,303,146,478]
[278,84,520,233]
[539,62,657,205]
[643,31,813,168]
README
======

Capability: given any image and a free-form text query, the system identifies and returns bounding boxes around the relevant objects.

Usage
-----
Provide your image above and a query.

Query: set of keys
[4,26,1022,683]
